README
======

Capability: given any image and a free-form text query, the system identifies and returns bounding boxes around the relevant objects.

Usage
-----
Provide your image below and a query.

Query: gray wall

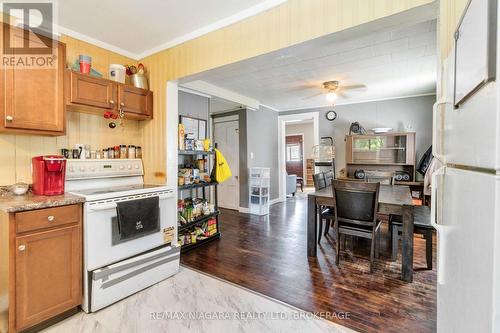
[179,91,210,136]
[246,106,279,203]
[280,95,435,180]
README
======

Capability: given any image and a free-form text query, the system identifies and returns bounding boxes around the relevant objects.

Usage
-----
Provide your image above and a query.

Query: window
[286,144,301,161]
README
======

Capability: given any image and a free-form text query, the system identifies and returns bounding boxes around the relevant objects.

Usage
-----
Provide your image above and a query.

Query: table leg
[307,194,318,257]
[401,205,414,282]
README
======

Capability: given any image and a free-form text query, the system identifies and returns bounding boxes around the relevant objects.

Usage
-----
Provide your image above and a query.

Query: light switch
[250,152,254,159]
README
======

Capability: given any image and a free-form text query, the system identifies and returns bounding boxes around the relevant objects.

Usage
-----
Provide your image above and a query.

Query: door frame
[278,112,319,201]
[285,133,305,180]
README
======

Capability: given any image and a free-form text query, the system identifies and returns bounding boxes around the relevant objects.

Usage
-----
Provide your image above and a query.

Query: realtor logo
[1,1,57,68]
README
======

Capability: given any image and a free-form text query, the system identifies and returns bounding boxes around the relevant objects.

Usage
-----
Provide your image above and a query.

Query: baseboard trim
[238,207,250,213]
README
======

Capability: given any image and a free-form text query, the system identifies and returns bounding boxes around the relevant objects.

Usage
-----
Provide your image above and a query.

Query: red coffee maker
[32,156,67,195]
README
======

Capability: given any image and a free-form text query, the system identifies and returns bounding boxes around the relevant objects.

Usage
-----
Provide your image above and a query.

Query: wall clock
[326,110,337,121]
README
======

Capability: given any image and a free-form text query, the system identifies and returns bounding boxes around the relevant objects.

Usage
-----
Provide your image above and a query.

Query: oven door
[90,244,180,312]
[84,190,176,270]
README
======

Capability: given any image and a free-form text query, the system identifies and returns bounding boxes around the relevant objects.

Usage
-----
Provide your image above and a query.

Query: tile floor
[42,267,354,333]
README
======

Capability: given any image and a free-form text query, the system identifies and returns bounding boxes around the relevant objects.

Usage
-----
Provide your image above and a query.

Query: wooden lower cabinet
[7,204,82,332]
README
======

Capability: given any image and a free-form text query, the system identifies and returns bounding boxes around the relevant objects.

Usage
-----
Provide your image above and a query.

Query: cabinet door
[68,71,117,109]
[1,24,65,133]
[15,224,81,331]
[118,84,153,119]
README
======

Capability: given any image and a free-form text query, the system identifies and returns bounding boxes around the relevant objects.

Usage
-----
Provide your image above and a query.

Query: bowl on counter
[11,182,29,196]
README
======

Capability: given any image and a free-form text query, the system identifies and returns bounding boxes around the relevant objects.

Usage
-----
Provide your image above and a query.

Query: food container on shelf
[79,55,92,74]
[109,64,126,83]
[130,73,149,90]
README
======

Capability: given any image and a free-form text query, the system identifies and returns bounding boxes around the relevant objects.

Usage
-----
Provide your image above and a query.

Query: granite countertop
[0,186,85,213]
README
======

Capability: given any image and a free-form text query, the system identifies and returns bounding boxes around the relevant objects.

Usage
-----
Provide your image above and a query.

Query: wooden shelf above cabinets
[65,70,153,120]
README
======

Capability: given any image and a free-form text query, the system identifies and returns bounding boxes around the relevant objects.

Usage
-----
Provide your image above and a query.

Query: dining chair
[332,180,381,273]
[313,172,334,244]
[390,205,434,269]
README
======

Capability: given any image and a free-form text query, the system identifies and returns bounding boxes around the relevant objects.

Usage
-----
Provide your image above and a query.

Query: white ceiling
[56,0,286,59]
[210,97,244,114]
[181,6,438,111]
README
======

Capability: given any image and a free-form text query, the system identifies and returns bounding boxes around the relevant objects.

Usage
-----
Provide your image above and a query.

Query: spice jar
[90,150,96,159]
[128,145,136,159]
[136,146,142,159]
[120,145,127,159]
[114,146,120,159]
[108,148,115,159]
[96,149,102,159]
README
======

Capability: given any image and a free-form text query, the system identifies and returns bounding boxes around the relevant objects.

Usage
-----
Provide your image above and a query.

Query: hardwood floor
[181,195,436,333]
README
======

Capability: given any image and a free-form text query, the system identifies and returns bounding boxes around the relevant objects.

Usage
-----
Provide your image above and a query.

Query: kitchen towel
[116,197,160,241]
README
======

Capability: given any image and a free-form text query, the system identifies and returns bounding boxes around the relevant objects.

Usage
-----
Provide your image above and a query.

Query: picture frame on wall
[179,115,207,140]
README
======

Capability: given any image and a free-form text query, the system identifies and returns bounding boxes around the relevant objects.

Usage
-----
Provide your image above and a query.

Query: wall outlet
[250,152,254,159]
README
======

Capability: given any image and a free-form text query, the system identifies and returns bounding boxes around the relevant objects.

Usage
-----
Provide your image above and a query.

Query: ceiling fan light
[326,91,337,102]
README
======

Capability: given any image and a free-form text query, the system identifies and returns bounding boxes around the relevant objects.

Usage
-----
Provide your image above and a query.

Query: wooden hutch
[345,132,416,182]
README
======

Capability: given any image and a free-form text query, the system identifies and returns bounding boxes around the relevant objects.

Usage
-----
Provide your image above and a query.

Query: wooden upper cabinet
[15,224,81,331]
[0,24,66,135]
[67,71,117,109]
[118,84,153,119]
[66,70,153,120]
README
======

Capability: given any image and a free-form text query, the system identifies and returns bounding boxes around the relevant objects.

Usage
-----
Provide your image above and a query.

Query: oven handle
[89,203,118,211]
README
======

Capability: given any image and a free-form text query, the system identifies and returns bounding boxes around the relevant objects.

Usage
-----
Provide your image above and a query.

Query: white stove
[65,159,179,313]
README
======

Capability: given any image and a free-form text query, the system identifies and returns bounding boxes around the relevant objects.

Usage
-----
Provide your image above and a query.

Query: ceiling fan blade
[301,92,324,100]
[341,84,367,91]
[337,91,348,99]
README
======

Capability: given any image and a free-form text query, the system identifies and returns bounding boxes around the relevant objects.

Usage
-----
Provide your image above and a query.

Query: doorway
[213,116,240,210]
[278,112,319,201]
[285,135,304,179]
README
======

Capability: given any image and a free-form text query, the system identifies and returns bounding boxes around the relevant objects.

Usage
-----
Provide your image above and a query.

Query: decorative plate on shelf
[371,128,392,134]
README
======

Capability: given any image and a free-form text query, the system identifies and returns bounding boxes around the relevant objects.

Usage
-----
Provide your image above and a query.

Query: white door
[213,120,239,210]
[434,167,500,333]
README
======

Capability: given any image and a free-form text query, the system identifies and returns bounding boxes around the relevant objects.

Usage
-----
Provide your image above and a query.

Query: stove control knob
[79,167,86,172]
[134,165,140,169]
[119,165,125,170]
[127,165,132,170]
[68,166,75,172]
[90,167,96,171]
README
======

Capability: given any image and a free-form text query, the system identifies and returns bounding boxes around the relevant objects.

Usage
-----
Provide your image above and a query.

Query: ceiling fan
[302,80,367,102]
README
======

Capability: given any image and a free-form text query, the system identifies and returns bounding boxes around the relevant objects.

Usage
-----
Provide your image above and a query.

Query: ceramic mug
[60,149,70,159]
[72,148,81,159]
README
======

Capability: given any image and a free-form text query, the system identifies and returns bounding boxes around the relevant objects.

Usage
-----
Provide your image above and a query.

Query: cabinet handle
[18,245,25,251]
[47,215,55,222]
[6,115,13,121]
[120,102,125,107]
[109,100,115,104]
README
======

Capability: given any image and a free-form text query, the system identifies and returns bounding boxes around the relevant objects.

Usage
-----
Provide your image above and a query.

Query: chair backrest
[332,180,380,227]
[324,170,334,186]
[313,172,326,190]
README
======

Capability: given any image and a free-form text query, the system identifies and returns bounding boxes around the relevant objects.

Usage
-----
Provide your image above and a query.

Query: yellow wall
[140,0,434,183]
[0,35,142,185]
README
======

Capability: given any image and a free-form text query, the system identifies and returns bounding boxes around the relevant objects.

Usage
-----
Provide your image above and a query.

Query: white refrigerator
[434,1,500,332]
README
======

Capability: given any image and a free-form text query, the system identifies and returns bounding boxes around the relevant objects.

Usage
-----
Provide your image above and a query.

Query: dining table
[307,184,415,282]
